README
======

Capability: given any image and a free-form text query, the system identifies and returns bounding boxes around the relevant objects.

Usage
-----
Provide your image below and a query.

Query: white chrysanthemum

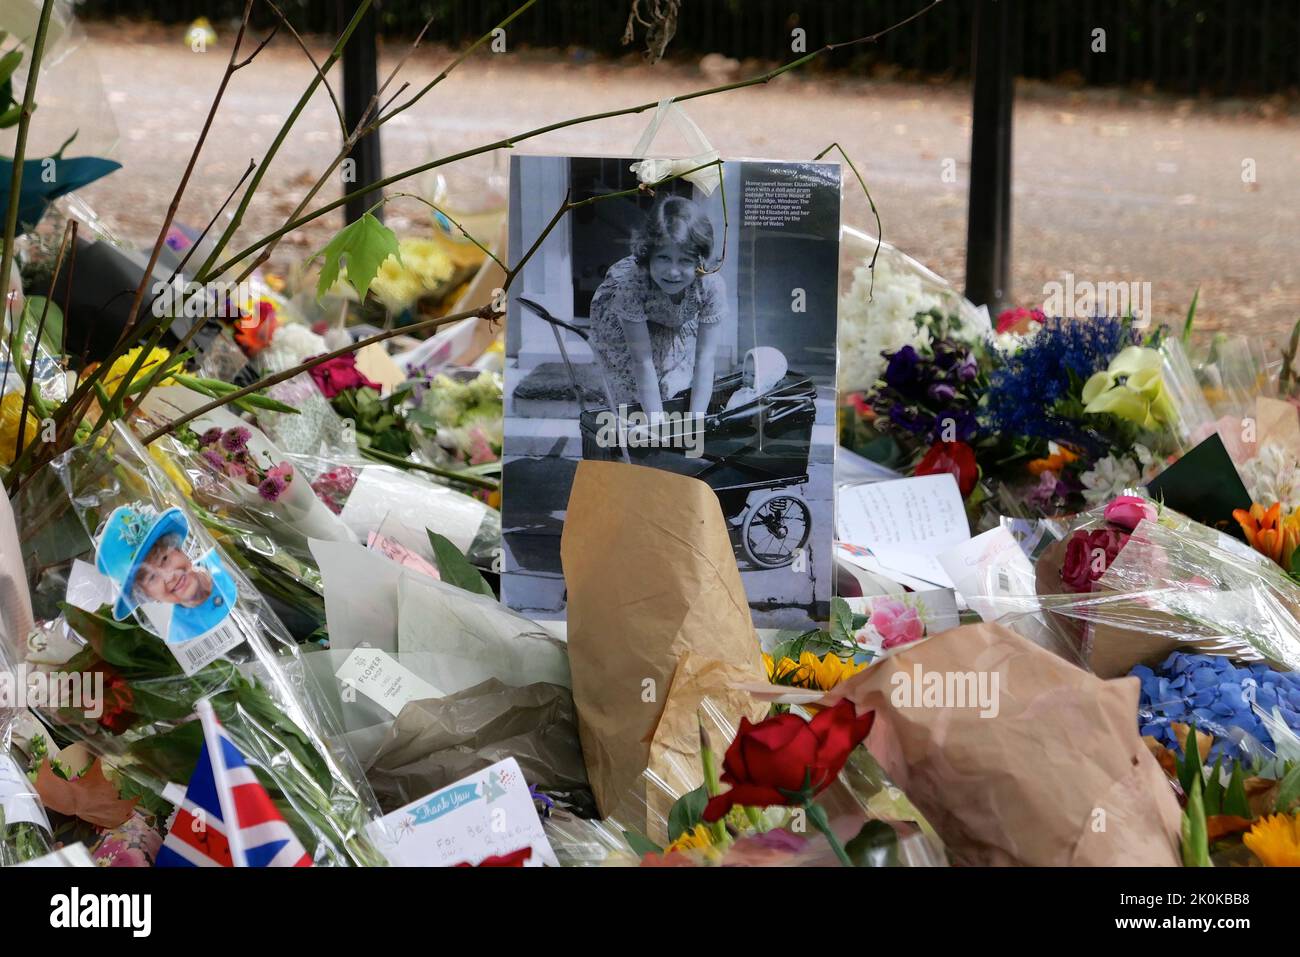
[837,259,939,393]
[1080,453,1142,504]
[1242,443,1300,511]
[257,322,330,374]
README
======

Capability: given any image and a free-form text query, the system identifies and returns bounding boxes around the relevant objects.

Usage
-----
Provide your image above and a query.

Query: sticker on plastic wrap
[0,754,50,832]
[366,757,558,867]
[93,502,243,675]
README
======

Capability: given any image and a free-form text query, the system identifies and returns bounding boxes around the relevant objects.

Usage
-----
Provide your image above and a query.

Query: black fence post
[964,0,1014,314]
[341,1,383,225]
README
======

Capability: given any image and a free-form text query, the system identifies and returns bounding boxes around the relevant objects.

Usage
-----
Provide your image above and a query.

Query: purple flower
[257,475,288,501]
[220,427,252,454]
[927,382,957,403]
[882,346,922,390]
[200,449,225,472]
[198,427,222,447]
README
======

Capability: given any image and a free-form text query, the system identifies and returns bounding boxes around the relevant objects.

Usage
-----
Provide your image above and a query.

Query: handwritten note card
[366,757,557,867]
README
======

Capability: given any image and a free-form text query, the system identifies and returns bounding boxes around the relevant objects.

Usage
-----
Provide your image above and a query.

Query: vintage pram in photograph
[517,298,815,569]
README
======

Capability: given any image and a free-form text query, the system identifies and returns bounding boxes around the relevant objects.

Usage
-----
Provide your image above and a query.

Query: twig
[203,0,945,280]
[814,142,882,296]
[0,0,57,337]
[263,0,346,137]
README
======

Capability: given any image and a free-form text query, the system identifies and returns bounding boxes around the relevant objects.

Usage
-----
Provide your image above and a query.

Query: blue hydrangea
[1131,652,1300,763]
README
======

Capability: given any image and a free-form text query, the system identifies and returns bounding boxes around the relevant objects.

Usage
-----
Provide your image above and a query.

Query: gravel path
[62,21,1300,346]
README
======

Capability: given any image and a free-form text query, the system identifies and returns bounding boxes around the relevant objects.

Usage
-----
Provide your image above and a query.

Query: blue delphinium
[985,315,1139,453]
[1132,652,1300,763]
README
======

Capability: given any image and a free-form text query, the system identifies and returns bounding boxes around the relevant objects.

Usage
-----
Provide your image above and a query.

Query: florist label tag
[366,757,557,867]
[335,647,441,717]
[0,754,50,832]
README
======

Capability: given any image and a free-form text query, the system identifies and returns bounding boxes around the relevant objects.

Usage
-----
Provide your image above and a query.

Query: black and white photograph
[501,155,841,629]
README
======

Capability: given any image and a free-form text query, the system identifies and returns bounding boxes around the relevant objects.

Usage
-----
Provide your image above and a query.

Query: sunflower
[664,823,714,855]
[1243,814,1300,867]
[764,650,865,691]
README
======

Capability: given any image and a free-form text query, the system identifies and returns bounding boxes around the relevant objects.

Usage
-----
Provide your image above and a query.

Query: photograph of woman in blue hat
[96,504,239,645]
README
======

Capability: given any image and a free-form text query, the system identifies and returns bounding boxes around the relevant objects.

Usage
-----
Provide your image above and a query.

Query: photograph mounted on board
[501,155,840,629]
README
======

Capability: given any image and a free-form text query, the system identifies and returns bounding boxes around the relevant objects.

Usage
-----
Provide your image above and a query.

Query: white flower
[1242,443,1300,511]
[257,322,330,374]
[837,259,938,393]
[1080,453,1142,504]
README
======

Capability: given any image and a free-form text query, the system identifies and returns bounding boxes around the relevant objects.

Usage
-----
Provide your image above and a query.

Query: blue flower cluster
[1132,652,1300,762]
[985,315,1138,452]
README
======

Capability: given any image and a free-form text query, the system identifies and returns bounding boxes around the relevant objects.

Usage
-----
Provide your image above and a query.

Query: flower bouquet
[11,424,386,865]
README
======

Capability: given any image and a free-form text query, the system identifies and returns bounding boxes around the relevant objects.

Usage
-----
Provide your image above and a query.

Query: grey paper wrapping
[560,460,767,832]
[823,622,1183,866]
[365,678,592,815]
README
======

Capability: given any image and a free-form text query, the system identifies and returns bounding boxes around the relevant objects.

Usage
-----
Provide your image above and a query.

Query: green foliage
[622,828,663,857]
[1274,762,1300,814]
[1181,775,1211,867]
[427,530,494,597]
[666,785,708,842]
[313,212,400,302]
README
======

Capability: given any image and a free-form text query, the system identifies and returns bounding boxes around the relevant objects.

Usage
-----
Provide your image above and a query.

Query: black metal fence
[70,1,1300,96]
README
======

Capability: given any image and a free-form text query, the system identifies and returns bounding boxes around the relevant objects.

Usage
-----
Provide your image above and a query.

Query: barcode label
[171,622,244,675]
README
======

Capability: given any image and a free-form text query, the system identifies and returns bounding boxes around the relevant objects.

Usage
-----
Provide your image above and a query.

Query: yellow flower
[1243,813,1300,867]
[101,347,178,399]
[0,392,40,465]
[765,650,863,691]
[665,823,713,854]
[368,238,455,313]
[149,443,193,498]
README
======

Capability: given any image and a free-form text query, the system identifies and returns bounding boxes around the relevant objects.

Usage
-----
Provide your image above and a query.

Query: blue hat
[96,505,190,620]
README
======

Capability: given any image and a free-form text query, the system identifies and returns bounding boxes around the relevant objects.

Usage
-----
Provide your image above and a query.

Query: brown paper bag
[826,622,1182,866]
[561,460,767,834]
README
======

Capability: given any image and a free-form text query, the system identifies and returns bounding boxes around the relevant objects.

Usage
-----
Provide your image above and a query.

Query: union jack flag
[155,699,313,868]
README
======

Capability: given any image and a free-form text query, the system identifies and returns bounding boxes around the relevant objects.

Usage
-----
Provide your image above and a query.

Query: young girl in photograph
[587,195,727,418]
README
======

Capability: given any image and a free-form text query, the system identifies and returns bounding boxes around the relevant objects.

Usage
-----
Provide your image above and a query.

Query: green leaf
[18,296,63,358]
[622,829,663,857]
[666,785,708,842]
[313,212,399,303]
[1181,775,1211,867]
[1202,758,1223,817]
[830,596,855,645]
[1223,763,1251,819]
[427,530,494,597]
[60,604,183,679]
[1274,762,1300,814]
[0,49,23,89]
[1177,724,1203,796]
[128,719,204,783]
[1181,286,1200,344]
[233,393,300,415]
[844,819,901,867]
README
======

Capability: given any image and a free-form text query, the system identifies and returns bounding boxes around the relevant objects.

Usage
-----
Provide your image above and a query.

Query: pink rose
[869,598,925,650]
[1103,494,1156,532]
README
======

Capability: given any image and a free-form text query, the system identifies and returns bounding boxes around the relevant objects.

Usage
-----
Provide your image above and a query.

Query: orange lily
[1233,502,1300,569]
[1027,446,1079,476]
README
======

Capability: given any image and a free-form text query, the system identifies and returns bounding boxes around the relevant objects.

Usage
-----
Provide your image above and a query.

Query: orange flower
[1233,502,1300,569]
[1027,446,1078,476]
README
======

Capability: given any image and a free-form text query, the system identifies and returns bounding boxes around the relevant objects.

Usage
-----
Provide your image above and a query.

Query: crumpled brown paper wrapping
[826,622,1182,866]
[560,460,767,837]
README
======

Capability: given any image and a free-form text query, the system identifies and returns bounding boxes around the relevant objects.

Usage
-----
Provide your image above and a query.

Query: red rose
[453,847,532,867]
[915,440,978,497]
[701,700,874,822]
[1061,527,1131,593]
[308,354,382,399]
[95,664,136,735]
